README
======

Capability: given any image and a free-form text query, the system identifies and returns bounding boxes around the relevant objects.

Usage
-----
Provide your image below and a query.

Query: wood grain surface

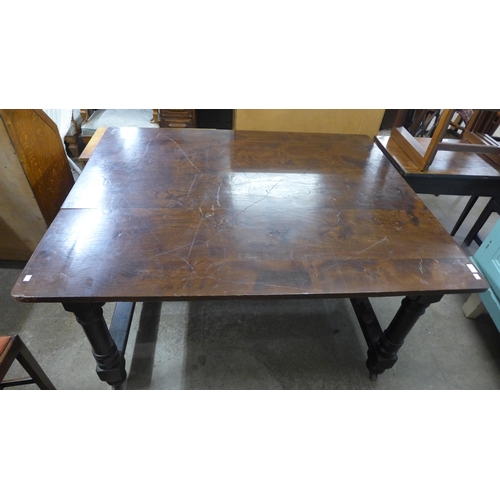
[0,109,74,225]
[0,117,47,259]
[12,129,488,302]
[234,109,385,138]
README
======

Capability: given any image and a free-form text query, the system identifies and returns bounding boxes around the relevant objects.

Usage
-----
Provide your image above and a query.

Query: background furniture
[43,109,83,176]
[233,109,385,138]
[388,109,500,172]
[0,109,75,260]
[377,110,500,244]
[448,109,475,137]
[462,197,500,246]
[450,195,482,239]
[462,218,500,331]
[63,109,84,158]
[159,109,196,128]
[406,109,442,137]
[196,109,233,129]
[375,134,500,196]
[0,335,55,389]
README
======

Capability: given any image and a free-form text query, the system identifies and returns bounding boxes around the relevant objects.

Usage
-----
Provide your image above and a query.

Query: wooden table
[11,129,488,386]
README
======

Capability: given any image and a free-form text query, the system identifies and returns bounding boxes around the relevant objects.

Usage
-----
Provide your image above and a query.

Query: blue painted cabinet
[471,218,500,330]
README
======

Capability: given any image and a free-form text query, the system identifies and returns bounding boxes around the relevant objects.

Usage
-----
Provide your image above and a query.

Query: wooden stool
[0,335,55,389]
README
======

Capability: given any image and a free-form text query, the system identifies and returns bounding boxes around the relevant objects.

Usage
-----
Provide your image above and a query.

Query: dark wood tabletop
[12,128,487,303]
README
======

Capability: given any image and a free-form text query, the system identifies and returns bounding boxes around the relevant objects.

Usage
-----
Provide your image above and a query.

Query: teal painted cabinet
[471,218,500,330]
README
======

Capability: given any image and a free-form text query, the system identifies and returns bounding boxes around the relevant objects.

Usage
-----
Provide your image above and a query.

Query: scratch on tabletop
[186,217,204,260]
[216,183,222,207]
[164,135,202,173]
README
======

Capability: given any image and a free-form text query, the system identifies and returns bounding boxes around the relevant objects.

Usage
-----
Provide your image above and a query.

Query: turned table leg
[63,302,127,387]
[366,295,443,378]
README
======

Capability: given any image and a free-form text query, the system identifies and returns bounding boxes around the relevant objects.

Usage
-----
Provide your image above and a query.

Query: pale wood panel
[0,117,47,260]
[79,126,108,166]
[0,109,74,226]
[234,109,385,138]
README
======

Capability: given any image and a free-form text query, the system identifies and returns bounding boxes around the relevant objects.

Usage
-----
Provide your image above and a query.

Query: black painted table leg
[63,302,127,387]
[450,195,478,236]
[366,295,443,377]
[463,197,500,247]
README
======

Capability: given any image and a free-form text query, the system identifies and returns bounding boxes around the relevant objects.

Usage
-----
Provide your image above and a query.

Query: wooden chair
[0,335,55,389]
[389,109,500,171]
[406,109,441,137]
[447,109,474,138]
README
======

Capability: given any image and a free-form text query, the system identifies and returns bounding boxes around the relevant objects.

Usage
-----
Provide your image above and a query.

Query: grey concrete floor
[2,194,500,390]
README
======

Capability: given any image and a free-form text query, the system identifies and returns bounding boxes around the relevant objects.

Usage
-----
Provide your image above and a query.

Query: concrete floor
[2,194,500,390]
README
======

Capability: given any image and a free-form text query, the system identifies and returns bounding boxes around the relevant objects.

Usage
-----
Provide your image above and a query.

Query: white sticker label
[467,264,479,273]
[473,274,482,280]
[23,275,32,282]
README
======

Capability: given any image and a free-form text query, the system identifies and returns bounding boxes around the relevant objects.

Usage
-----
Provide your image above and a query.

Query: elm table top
[12,128,487,303]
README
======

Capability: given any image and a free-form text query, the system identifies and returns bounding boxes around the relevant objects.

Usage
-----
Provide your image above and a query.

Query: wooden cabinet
[468,219,500,331]
[0,110,74,260]
[159,109,196,128]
